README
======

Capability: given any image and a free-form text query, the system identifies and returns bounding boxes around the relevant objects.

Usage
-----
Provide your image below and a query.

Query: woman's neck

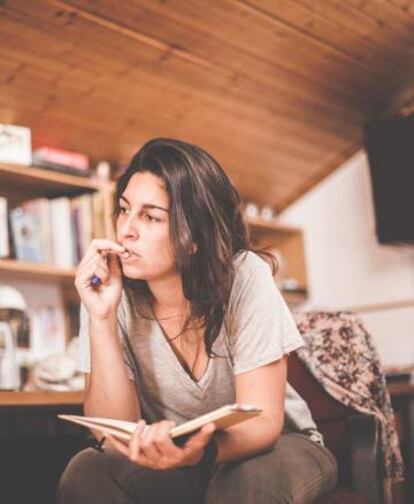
[146,273,189,316]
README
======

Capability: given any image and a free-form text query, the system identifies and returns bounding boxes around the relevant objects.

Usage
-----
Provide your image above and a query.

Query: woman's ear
[189,243,198,255]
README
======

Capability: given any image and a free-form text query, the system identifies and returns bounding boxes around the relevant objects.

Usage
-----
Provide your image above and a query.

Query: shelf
[282,289,308,306]
[245,215,300,235]
[0,162,115,199]
[0,390,83,407]
[0,259,76,282]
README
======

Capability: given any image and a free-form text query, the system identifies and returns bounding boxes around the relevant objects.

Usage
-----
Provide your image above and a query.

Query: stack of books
[32,146,92,177]
[1,192,106,267]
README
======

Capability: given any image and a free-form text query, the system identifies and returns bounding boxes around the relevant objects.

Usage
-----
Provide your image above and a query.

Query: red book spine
[34,147,89,170]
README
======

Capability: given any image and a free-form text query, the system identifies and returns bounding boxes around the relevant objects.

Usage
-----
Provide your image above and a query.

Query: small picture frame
[0,124,32,165]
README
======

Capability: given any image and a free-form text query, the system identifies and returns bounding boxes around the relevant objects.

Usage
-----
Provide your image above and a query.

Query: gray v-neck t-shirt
[76,251,323,444]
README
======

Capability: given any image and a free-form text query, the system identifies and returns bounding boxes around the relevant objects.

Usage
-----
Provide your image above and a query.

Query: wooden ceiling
[1,0,414,212]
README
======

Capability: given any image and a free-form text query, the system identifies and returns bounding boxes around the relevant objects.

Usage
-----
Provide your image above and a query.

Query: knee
[57,448,108,503]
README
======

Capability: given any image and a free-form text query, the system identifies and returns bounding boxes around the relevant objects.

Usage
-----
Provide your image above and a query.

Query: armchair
[288,351,383,503]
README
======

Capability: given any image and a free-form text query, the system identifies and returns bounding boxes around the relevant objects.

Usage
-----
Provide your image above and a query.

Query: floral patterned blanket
[294,310,404,495]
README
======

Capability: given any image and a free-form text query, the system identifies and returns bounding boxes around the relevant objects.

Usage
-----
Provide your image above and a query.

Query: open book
[58,403,262,441]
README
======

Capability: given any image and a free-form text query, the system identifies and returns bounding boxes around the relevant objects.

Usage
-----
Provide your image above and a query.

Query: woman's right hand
[75,239,126,320]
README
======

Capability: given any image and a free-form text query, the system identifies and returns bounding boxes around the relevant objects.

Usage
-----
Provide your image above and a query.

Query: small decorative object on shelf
[95,160,111,182]
[0,285,29,391]
[245,202,259,218]
[0,124,32,165]
[260,205,275,221]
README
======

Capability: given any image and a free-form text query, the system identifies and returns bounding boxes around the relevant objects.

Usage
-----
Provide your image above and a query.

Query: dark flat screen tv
[364,114,414,245]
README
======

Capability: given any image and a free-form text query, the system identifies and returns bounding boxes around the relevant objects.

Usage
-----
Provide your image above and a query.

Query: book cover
[0,197,9,258]
[92,191,105,239]
[50,197,77,267]
[71,193,93,262]
[38,198,53,264]
[58,404,262,442]
[32,146,89,171]
[32,158,93,178]
[22,198,53,264]
[9,203,43,263]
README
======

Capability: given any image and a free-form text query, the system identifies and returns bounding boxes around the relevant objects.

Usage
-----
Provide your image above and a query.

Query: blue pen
[91,274,102,288]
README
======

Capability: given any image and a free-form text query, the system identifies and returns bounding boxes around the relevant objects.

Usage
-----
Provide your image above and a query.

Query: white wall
[279,150,414,368]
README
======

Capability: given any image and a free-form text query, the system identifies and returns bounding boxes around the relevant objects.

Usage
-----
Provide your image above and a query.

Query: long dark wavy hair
[115,138,276,357]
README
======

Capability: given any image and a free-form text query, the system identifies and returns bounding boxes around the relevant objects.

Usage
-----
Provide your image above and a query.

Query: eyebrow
[120,195,169,212]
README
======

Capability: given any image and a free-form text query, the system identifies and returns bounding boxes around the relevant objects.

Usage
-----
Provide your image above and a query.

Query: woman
[58,138,337,503]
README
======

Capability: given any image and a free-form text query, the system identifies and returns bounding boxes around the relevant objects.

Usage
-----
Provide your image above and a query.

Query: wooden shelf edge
[0,390,84,407]
[0,259,76,280]
[245,216,302,234]
[0,162,116,192]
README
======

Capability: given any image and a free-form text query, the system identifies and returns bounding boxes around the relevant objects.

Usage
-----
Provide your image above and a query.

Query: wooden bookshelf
[0,164,309,406]
[0,163,115,406]
[245,215,308,296]
[0,390,83,407]
[0,163,114,195]
[244,215,300,235]
[0,258,76,282]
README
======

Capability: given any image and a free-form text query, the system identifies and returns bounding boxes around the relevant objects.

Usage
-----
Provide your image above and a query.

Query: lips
[119,246,141,261]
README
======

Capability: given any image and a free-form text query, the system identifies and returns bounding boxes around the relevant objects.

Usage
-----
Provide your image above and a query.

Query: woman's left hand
[106,419,216,470]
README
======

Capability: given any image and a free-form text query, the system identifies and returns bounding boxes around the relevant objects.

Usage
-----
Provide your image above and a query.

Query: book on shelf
[58,403,262,442]
[0,196,9,258]
[50,197,78,268]
[4,192,107,268]
[9,203,44,263]
[92,191,106,239]
[71,193,94,262]
[32,146,92,177]
[26,198,53,264]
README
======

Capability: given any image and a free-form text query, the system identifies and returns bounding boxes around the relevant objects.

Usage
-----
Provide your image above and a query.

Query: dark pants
[57,433,337,504]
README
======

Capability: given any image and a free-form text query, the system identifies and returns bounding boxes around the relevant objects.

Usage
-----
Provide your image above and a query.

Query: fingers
[107,251,122,276]
[150,421,181,459]
[183,423,216,452]
[75,240,124,289]
[75,252,111,290]
[105,434,130,456]
[128,420,147,462]
[80,239,125,266]
[129,421,181,467]
[139,422,170,461]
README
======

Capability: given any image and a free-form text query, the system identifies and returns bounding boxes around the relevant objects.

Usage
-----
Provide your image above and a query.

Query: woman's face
[116,171,176,281]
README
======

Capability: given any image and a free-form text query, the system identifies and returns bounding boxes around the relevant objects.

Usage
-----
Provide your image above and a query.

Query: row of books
[0,192,107,267]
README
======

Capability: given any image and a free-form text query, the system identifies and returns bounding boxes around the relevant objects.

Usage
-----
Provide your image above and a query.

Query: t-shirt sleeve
[228,253,304,375]
[76,298,136,380]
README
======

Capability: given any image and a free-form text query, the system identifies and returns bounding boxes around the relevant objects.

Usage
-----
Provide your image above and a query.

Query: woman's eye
[119,206,129,215]
[144,213,160,223]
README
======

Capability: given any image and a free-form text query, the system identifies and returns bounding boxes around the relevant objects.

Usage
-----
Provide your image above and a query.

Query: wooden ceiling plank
[0,53,358,144]
[0,8,369,124]
[55,0,396,107]
[0,35,364,146]
[0,62,358,161]
[47,0,228,76]
[345,0,414,36]
[267,0,412,68]
[289,0,414,44]
[140,0,408,90]
[34,0,396,110]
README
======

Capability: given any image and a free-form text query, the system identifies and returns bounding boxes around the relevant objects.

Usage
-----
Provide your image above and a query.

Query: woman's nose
[118,216,139,240]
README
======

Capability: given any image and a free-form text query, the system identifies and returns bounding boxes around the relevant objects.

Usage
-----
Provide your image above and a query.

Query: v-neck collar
[144,297,213,389]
